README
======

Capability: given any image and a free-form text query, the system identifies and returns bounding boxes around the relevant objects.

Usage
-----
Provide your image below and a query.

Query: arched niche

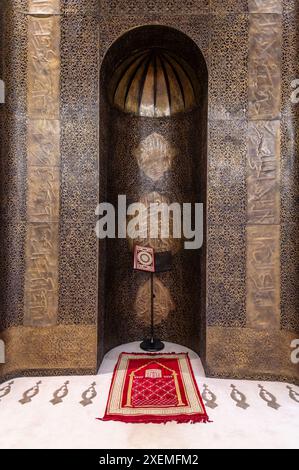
[98,25,208,365]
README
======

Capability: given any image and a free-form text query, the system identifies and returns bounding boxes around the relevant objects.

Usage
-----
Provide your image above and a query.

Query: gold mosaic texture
[100,0,210,15]
[27,13,60,120]
[0,325,97,378]
[280,3,299,333]
[206,327,299,384]
[24,0,61,326]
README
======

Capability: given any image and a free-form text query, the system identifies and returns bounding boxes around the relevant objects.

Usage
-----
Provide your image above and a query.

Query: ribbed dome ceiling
[109,48,200,117]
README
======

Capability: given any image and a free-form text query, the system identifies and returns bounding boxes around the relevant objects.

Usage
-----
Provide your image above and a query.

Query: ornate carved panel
[25,0,61,326]
[210,14,248,120]
[27,15,60,120]
[29,0,60,14]
[247,121,280,224]
[210,0,248,13]
[248,0,282,13]
[27,167,60,223]
[27,120,60,167]
[134,133,176,182]
[248,13,282,120]
[24,223,59,326]
[247,6,282,333]
[135,278,175,325]
[126,192,182,254]
[246,225,280,330]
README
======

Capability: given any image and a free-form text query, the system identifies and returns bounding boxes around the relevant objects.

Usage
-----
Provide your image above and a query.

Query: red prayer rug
[100,352,209,424]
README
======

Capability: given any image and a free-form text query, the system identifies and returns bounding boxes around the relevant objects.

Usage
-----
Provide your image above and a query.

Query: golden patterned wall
[0,0,298,384]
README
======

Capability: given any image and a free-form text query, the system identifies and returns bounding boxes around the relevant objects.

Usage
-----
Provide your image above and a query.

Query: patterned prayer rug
[100,352,209,424]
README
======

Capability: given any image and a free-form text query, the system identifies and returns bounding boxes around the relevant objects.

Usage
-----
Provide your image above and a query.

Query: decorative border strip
[246,4,282,330]
[24,0,61,326]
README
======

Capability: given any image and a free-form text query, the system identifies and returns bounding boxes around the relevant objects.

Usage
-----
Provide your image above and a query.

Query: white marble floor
[0,342,298,449]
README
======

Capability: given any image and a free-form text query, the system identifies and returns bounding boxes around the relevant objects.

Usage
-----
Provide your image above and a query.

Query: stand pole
[150,271,154,342]
[140,271,164,352]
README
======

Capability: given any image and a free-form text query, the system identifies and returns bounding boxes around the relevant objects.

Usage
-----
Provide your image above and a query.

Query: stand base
[140,338,165,352]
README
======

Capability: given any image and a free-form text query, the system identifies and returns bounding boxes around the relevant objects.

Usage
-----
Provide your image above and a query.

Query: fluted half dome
[109,48,200,117]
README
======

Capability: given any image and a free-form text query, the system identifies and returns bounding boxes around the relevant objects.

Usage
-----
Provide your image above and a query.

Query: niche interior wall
[99,25,208,359]
[0,0,298,385]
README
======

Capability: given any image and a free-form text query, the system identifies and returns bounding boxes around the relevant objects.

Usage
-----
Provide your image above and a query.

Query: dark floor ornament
[50,381,69,405]
[140,338,165,352]
[19,381,42,405]
[202,384,218,409]
[80,382,97,407]
[286,385,299,404]
[230,384,250,410]
[258,384,281,410]
[0,381,14,401]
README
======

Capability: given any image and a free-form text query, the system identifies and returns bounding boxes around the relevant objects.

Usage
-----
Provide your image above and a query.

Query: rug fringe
[120,352,189,356]
[97,414,211,425]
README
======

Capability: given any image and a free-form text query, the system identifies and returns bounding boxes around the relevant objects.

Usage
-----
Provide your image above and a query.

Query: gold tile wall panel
[248,0,282,14]
[0,325,97,377]
[206,326,299,383]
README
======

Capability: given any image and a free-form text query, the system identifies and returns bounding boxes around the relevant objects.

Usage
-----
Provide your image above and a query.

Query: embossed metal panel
[24,0,61,326]
[246,225,281,329]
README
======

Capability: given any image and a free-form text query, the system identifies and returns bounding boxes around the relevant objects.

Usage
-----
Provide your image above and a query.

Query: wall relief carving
[126,192,182,254]
[24,0,61,326]
[247,121,280,225]
[133,133,176,182]
[246,225,280,330]
[135,277,175,325]
[24,223,59,326]
[248,13,282,120]
[29,0,60,15]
